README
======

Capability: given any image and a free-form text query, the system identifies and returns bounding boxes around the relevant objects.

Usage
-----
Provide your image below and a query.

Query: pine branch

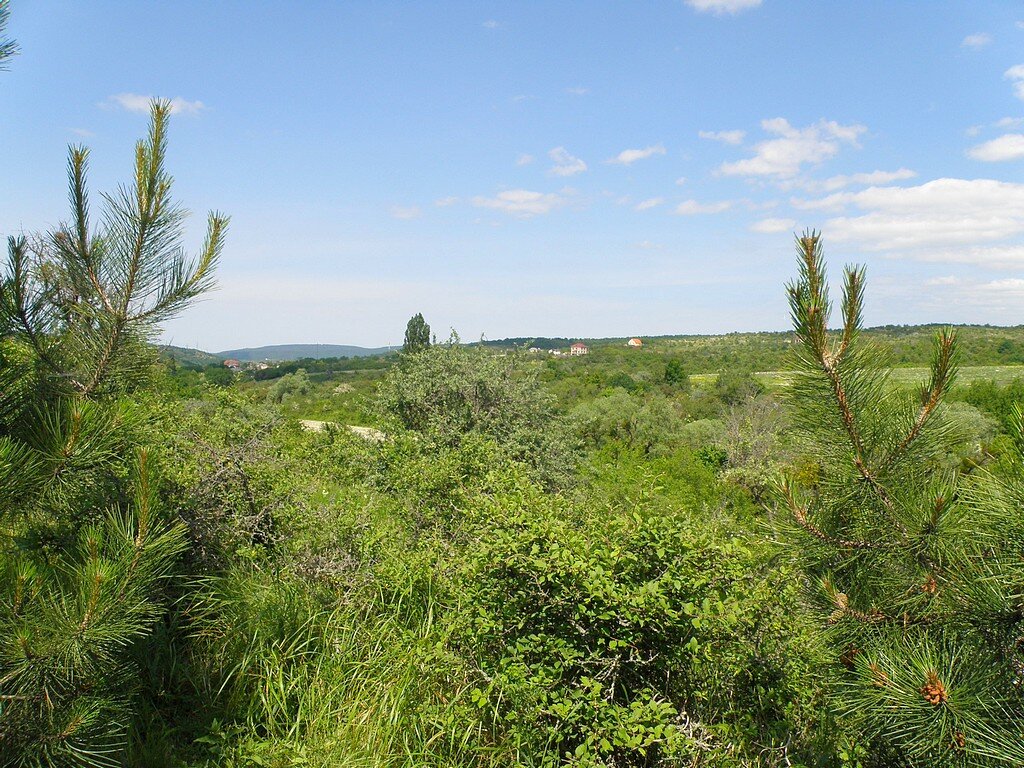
[780,479,882,551]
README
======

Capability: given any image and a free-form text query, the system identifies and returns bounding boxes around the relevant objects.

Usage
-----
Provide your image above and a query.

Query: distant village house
[627,338,643,348]
[223,359,242,370]
[570,342,589,356]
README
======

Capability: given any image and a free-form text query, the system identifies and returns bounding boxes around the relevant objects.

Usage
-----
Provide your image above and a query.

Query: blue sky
[1,1,1023,350]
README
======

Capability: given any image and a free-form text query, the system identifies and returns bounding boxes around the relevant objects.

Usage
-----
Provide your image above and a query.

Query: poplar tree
[402,312,431,354]
[0,102,227,765]
[776,232,1024,766]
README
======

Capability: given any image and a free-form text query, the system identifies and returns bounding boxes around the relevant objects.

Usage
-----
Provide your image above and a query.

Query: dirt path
[298,420,385,442]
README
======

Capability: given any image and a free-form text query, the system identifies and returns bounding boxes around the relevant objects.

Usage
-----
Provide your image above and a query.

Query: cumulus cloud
[750,217,796,233]
[607,144,667,165]
[967,134,1024,162]
[516,153,535,166]
[472,189,569,217]
[434,197,459,207]
[674,199,732,215]
[634,197,665,211]
[719,118,866,179]
[390,205,422,220]
[996,117,1024,129]
[809,178,1024,257]
[102,93,205,115]
[548,147,587,176]
[685,0,762,15]
[961,33,992,48]
[1006,65,1024,100]
[699,129,745,145]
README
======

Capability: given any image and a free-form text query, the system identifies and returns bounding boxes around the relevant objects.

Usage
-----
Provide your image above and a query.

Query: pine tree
[776,232,1024,766]
[402,312,431,354]
[0,0,18,70]
[0,102,226,765]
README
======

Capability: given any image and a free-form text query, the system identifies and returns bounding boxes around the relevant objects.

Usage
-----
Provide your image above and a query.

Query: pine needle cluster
[0,103,226,765]
[776,232,1024,765]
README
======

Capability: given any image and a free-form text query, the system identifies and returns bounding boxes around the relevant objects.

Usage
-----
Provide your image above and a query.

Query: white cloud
[966,125,983,137]
[961,33,992,48]
[634,197,665,211]
[1006,65,1024,100]
[812,178,1024,257]
[102,93,205,115]
[516,153,535,166]
[565,86,589,96]
[698,129,745,145]
[69,128,95,138]
[900,246,1024,269]
[685,0,762,15]
[472,189,569,218]
[818,168,917,191]
[390,205,422,220]
[674,199,732,215]
[482,19,501,29]
[996,117,1024,129]
[434,196,459,207]
[925,275,960,286]
[675,177,687,186]
[967,134,1024,162]
[719,118,866,179]
[750,217,796,233]
[548,147,587,176]
[607,144,667,165]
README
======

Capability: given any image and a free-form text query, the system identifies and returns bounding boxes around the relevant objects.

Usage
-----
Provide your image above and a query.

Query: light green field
[691,365,1024,389]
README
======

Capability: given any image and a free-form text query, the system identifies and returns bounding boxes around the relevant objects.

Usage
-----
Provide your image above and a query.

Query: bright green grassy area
[691,365,1024,390]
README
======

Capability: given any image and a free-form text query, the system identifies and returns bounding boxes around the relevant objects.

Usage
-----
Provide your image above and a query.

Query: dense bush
[453,485,828,767]
[375,339,580,489]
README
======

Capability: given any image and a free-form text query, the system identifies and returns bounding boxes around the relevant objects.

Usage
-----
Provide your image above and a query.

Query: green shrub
[452,486,827,767]
[375,339,579,489]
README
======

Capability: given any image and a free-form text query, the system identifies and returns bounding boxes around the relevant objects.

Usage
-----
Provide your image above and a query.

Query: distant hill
[216,344,392,362]
[158,345,224,367]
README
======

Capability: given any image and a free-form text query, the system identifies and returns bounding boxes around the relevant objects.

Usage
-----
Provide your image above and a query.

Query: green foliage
[714,368,765,406]
[267,367,311,404]
[454,482,827,767]
[403,312,432,354]
[663,358,690,391]
[375,338,579,489]
[776,232,1024,765]
[1,102,226,406]
[0,0,17,70]
[570,389,685,455]
[0,104,226,766]
[202,364,234,387]
[0,453,186,765]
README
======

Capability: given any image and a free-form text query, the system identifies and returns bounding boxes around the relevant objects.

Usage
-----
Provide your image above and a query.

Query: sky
[1,1,1023,351]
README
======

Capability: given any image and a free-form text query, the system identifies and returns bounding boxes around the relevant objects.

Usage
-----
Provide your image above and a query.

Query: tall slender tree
[402,312,431,354]
[0,102,227,765]
[776,232,1024,766]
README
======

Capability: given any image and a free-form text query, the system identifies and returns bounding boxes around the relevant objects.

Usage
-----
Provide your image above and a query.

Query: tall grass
[180,566,495,768]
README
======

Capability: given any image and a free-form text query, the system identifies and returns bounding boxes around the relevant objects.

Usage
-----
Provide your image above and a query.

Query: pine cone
[920,670,948,705]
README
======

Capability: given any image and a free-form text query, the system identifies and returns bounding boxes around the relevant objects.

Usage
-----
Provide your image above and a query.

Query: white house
[570,342,589,356]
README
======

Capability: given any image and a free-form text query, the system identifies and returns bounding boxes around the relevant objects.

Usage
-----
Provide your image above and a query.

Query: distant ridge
[215,343,392,362]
